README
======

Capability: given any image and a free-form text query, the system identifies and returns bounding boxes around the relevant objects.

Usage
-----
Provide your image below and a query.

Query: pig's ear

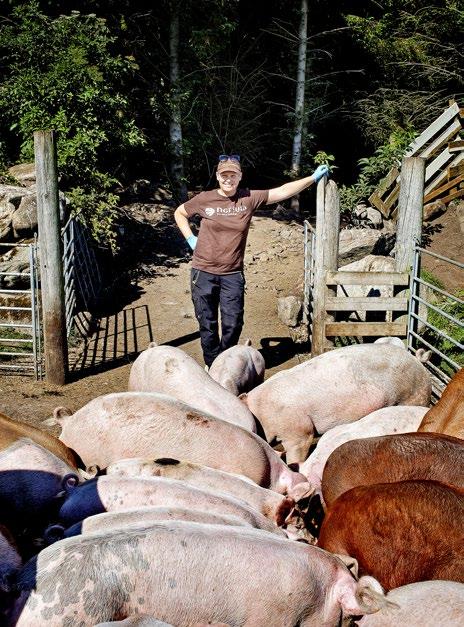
[288,481,314,503]
[335,554,359,578]
[244,338,252,346]
[238,393,248,405]
[79,465,100,480]
[148,341,158,348]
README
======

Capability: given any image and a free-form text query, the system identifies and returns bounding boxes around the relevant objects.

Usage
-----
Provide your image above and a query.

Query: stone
[338,228,384,264]
[0,185,30,241]
[0,242,35,289]
[366,206,383,228]
[277,295,302,327]
[8,163,36,187]
[12,194,38,237]
[423,200,446,222]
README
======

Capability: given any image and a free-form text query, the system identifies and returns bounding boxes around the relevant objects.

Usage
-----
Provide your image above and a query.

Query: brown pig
[418,367,464,439]
[241,343,431,464]
[10,522,390,626]
[321,431,464,508]
[318,480,464,591]
[128,343,256,431]
[50,392,311,499]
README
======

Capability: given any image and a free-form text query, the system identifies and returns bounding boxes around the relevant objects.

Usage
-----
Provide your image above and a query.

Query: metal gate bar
[0,241,42,377]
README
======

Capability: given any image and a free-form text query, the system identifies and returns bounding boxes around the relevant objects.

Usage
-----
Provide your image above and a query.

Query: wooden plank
[396,157,425,272]
[420,119,461,159]
[378,166,400,194]
[448,156,464,179]
[439,187,464,205]
[424,152,464,196]
[311,178,327,357]
[425,147,454,181]
[325,322,407,336]
[325,297,408,312]
[368,190,390,216]
[326,271,409,286]
[424,173,464,203]
[404,102,459,157]
[449,140,464,153]
[383,183,400,213]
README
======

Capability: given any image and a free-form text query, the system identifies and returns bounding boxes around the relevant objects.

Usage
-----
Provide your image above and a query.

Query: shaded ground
[0,209,308,430]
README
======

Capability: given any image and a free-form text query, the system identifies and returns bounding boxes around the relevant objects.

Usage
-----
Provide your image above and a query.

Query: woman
[174,155,328,367]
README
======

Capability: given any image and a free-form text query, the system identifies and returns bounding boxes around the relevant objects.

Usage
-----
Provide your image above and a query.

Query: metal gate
[407,246,463,395]
[0,241,42,377]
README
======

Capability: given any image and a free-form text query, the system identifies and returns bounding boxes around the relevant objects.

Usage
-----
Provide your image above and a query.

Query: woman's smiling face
[216,170,242,196]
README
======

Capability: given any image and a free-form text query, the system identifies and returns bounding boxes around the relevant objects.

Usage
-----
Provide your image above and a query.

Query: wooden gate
[310,158,424,356]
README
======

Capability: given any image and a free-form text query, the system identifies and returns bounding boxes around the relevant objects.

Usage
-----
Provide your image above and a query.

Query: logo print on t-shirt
[205,207,215,216]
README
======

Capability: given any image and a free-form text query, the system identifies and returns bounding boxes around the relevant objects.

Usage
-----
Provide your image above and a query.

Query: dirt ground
[0,200,462,432]
[0,211,309,430]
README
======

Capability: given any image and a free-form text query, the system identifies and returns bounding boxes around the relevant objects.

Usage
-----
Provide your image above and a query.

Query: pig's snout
[62,473,80,492]
[44,524,66,545]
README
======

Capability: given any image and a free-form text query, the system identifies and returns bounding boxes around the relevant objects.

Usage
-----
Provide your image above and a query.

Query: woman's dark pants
[191,269,245,367]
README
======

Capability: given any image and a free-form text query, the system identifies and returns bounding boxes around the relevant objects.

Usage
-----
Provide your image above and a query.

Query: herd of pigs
[0,337,463,626]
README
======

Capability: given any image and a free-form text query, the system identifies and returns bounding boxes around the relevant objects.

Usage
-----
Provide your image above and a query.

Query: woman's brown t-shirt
[183,188,269,274]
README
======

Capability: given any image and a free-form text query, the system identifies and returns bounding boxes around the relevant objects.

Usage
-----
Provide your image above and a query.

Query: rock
[0,185,30,241]
[338,228,385,264]
[8,163,36,187]
[423,199,446,222]
[12,194,38,237]
[277,295,302,327]
[355,203,368,219]
[0,243,34,289]
[337,255,396,322]
[366,206,383,228]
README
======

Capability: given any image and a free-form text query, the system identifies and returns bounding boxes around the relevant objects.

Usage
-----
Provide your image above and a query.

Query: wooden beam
[424,152,464,196]
[405,102,459,157]
[424,173,464,203]
[34,130,68,385]
[396,157,425,273]
[326,271,409,286]
[438,187,464,205]
[425,147,454,181]
[325,297,408,311]
[449,140,464,153]
[325,322,407,336]
[420,119,461,159]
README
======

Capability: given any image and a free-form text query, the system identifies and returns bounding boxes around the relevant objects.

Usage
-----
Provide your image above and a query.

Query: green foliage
[345,1,464,145]
[339,128,416,216]
[0,1,145,247]
[420,287,464,373]
[0,328,33,354]
[313,151,336,167]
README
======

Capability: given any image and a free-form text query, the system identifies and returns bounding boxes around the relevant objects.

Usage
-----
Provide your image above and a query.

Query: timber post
[311,178,340,356]
[34,130,68,385]
[395,156,425,273]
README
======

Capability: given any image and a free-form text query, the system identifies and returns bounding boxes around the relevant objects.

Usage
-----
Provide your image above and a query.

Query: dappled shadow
[259,336,304,369]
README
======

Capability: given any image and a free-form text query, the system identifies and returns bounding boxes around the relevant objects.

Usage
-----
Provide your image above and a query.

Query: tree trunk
[169,3,187,204]
[290,0,308,214]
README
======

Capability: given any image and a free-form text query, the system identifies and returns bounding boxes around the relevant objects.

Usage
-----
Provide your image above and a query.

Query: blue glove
[312,164,329,182]
[186,235,197,250]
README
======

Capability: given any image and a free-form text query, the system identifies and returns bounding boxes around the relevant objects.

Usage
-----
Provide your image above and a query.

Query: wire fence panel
[407,246,463,395]
[62,218,102,336]
[0,241,42,378]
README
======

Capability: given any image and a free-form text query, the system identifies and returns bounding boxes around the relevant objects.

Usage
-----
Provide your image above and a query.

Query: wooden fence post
[311,178,340,356]
[396,156,425,272]
[34,130,68,385]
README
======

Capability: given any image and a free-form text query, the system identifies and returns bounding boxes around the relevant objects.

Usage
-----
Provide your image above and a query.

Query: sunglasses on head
[218,154,240,162]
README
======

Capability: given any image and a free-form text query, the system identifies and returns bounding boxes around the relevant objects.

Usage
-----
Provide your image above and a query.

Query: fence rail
[407,246,463,393]
[0,241,42,377]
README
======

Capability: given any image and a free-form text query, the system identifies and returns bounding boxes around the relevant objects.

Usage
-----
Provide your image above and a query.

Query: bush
[0,2,145,247]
